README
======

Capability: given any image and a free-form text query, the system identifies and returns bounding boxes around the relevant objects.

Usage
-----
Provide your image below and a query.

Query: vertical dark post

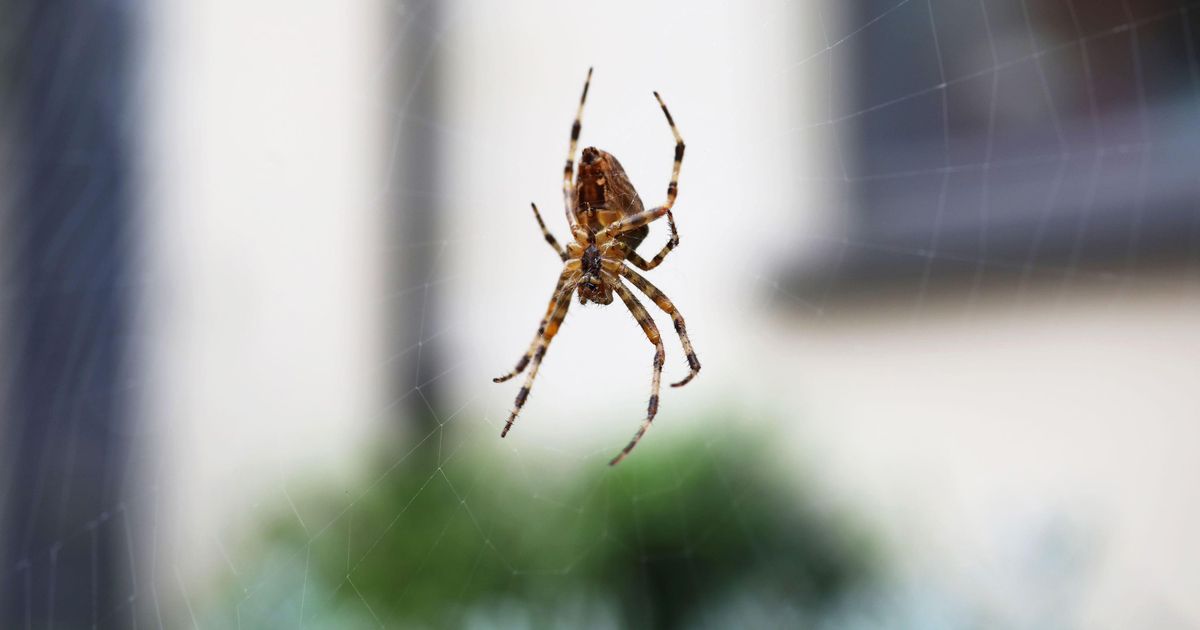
[389,0,445,438]
[0,0,137,627]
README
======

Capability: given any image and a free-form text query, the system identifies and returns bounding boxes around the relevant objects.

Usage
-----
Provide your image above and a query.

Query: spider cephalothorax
[577,243,612,305]
[494,68,701,465]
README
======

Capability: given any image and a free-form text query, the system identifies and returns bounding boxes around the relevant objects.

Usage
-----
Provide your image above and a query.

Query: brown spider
[494,68,700,466]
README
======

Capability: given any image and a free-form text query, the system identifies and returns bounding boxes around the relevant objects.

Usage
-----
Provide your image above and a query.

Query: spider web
[3,0,1200,627]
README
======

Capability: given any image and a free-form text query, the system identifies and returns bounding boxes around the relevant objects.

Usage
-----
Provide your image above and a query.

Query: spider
[493,68,700,466]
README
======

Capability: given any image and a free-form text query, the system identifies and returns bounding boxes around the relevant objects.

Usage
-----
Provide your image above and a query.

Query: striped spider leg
[616,265,700,388]
[603,271,666,466]
[562,67,592,242]
[494,264,580,437]
[593,91,685,249]
[530,202,567,261]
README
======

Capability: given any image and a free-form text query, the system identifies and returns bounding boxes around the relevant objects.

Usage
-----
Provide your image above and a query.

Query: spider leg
[562,67,593,235]
[595,91,685,243]
[493,269,576,384]
[499,274,578,438]
[596,205,670,241]
[625,210,678,271]
[606,274,666,466]
[654,91,686,209]
[530,203,567,261]
[618,265,700,388]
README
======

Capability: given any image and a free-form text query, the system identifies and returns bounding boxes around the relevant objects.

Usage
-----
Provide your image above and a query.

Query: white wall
[140,0,388,589]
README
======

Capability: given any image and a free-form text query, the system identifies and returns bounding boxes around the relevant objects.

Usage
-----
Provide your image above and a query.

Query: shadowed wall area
[0,1,138,627]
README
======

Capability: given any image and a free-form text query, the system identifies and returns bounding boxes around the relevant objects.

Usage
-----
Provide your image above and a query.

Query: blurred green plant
[201,414,878,628]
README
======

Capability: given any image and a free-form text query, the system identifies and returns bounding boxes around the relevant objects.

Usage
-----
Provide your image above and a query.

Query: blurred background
[2,0,1199,627]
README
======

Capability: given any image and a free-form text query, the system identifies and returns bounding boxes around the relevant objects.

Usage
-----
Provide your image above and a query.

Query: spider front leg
[529,203,567,261]
[606,275,666,466]
[498,272,578,437]
[494,267,577,383]
[619,265,700,387]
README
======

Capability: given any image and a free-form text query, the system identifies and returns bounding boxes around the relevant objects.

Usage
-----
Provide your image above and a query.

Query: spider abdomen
[574,147,648,253]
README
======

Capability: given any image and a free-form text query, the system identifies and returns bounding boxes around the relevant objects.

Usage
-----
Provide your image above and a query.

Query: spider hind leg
[562,68,593,233]
[594,91,685,243]
[625,211,679,271]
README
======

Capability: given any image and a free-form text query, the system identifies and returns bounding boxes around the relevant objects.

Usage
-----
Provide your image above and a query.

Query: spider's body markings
[494,68,700,466]
[577,242,612,305]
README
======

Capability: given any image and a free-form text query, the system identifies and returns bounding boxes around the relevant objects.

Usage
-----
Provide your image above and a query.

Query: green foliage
[202,417,877,628]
